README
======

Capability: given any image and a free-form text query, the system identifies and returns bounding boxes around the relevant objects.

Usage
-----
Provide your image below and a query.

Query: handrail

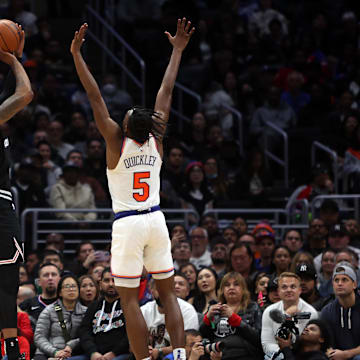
[172,82,202,133]
[264,122,289,188]
[220,104,244,156]
[311,141,338,193]
[310,194,360,219]
[20,208,199,250]
[86,3,146,105]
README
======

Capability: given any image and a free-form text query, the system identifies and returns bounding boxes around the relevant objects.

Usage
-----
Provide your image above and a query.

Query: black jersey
[0,130,13,209]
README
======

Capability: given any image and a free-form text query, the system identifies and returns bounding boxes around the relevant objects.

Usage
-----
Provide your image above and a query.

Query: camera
[201,339,225,354]
[270,310,311,339]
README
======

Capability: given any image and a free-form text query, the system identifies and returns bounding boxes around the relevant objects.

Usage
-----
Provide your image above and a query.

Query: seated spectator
[188,267,218,315]
[321,262,360,360]
[229,243,259,294]
[238,233,257,254]
[1,307,34,360]
[318,249,336,298]
[88,264,105,285]
[47,120,74,161]
[20,263,61,328]
[210,240,228,278]
[42,249,64,272]
[303,218,328,257]
[265,275,281,309]
[290,252,315,274]
[222,226,238,247]
[276,319,331,360]
[319,200,340,229]
[180,263,198,300]
[297,163,334,202]
[141,278,199,358]
[254,228,276,273]
[345,218,360,248]
[63,111,89,150]
[270,246,292,277]
[295,263,326,311]
[49,161,97,225]
[172,242,192,271]
[200,214,221,245]
[254,273,270,310]
[67,241,96,277]
[78,268,130,360]
[282,230,303,257]
[335,249,360,288]
[189,227,212,269]
[44,233,64,253]
[34,274,87,360]
[174,273,191,301]
[181,162,213,220]
[170,224,188,251]
[201,272,263,360]
[78,275,99,307]
[233,217,248,236]
[19,264,31,285]
[17,286,36,306]
[261,272,318,359]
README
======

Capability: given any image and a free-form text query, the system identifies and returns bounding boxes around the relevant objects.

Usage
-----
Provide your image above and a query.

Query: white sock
[173,348,186,360]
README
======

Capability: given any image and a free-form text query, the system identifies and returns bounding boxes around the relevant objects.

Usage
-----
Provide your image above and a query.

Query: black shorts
[0,206,24,264]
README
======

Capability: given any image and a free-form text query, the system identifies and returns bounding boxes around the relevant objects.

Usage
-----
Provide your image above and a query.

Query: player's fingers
[189,27,195,36]
[185,20,191,33]
[164,31,172,41]
[180,17,186,30]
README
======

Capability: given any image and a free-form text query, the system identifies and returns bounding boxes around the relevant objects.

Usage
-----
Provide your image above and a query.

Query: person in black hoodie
[276,319,331,360]
[78,268,129,360]
[321,262,360,360]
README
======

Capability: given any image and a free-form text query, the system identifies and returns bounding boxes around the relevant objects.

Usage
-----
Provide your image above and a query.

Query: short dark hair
[101,267,112,280]
[39,262,61,276]
[57,274,80,298]
[303,319,332,352]
[128,106,160,144]
[76,241,94,256]
[42,249,63,263]
[185,329,201,342]
[66,149,83,161]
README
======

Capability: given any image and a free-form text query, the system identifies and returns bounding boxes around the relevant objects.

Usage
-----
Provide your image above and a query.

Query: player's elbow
[23,89,34,104]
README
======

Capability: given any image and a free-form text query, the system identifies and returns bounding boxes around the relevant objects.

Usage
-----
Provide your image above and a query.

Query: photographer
[276,319,331,360]
[200,272,263,360]
[261,272,318,359]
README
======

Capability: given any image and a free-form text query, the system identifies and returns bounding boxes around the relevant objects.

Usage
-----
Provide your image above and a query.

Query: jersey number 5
[133,172,150,202]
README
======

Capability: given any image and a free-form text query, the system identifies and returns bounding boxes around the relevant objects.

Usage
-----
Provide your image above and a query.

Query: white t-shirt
[141,298,199,347]
[190,250,212,269]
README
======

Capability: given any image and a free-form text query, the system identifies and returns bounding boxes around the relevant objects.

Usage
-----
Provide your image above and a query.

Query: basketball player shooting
[71,18,194,360]
[0,25,33,360]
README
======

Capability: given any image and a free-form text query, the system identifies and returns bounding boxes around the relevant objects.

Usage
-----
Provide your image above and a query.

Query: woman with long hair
[290,251,314,273]
[180,262,198,299]
[78,275,99,306]
[188,267,218,314]
[200,272,263,360]
[270,245,292,276]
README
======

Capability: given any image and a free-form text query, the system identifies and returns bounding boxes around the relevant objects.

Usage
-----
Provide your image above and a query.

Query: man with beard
[210,240,227,279]
[79,268,129,360]
[303,218,328,257]
[141,278,199,359]
[19,263,61,328]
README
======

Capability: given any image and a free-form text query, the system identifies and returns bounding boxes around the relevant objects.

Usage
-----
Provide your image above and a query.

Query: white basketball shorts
[111,210,174,287]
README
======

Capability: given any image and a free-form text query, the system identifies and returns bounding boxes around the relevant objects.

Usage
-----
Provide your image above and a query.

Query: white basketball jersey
[107,135,162,213]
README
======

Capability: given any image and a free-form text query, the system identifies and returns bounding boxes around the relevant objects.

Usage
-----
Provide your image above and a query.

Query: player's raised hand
[71,23,88,55]
[14,23,24,58]
[164,17,195,52]
[0,45,17,65]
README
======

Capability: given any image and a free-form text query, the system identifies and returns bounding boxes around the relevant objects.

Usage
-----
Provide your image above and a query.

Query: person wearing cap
[253,223,276,274]
[295,263,325,311]
[49,161,97,225]
[314,224,360,274]
[321,262,360,360]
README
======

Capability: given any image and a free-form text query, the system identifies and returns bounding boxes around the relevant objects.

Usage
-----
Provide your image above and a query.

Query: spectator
[200,214,221,245]
[88,264,105,285]
[282,230,303,257]
[295,263,325,311]
[318,249,336,298]
[42,249,64,272]
[188,267,218,315]
[233,217,248,236]
[63,111,88,150]
[67,241,96,277]
[210,240,228,278]
[141,278,199,358]
[180,263,198,299]
[78,275,99,307]
[47,120,74,161]
[276,319,332,360]
[303,218,328,257]
[172,242,192,271]
[319,200,340,229]
[17,286,36,306]
[261,272,318,359]
[45,233,64,253]
[265,275,281,308]
[222,226,238,247]
[321,262,360,360]
[250,86,296,151]
[20,263,61,327]
[254,228,276,273]
[345,218,360,248]
[238,233,257,254]
[270,246,292,277]
[49,161,97,224]
[19,263,30,285]
[25,250,40,279]
[174,273,191,300]
[290,252,315,274]
[181,162,213,219]
[189,227,212,269]
[170,224,188,251]
[254,273,270,310]
[34,274,87,360]
[201,271,263,359]
[78,268,130,360]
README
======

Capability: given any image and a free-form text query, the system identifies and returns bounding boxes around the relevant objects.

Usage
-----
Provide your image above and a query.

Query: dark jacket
[20,295,57,327]
[321,294,360,351]
[200,301,263,360]
[282,347,328,360]
[79,297,129,356]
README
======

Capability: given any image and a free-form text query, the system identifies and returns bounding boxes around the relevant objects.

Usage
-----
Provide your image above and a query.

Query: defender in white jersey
[71,19,195,360]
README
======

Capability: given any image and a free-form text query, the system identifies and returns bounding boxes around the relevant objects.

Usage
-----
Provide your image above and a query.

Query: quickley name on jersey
[123,154,157,169]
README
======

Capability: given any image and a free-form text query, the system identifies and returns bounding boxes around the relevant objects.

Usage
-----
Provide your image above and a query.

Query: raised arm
[153,18,195,138]
[0,32,33,125]
[70,23,122,152]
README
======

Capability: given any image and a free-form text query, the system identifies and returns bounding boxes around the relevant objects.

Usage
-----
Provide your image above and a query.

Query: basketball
[0,20,20,53]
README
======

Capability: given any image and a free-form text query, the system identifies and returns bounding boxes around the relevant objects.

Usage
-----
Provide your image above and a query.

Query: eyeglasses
[62,284,77,290]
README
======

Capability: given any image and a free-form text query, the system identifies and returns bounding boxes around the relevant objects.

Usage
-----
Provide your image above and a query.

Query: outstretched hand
[14,23,24,58]
[71,23,88,54]
[165,17,195,52]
